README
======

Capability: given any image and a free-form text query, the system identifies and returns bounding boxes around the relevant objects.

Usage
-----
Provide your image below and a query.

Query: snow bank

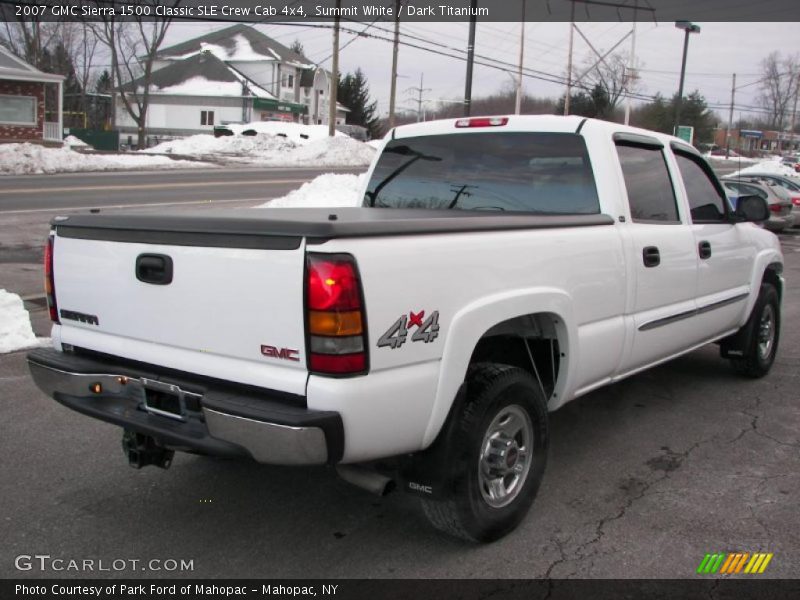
[259,173,366,208]
[0,143,210,175]
[63,135,89,148]
[728,156,800,179]
[0,290,47,354]
[726,157,800,178]
[221,122,345,142]
[146,132,376,167]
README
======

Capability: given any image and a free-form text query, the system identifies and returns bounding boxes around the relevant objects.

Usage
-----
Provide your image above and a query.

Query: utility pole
[673,21,700,133]
[408,73,431,122]
[726,73,736,158]
[788,78,799,153]
[463,0,478,116]
[564,1,575,116]
[328,0,341,137]
[514,1,526,115]
[388,0,401,129]
[623,0,638,125]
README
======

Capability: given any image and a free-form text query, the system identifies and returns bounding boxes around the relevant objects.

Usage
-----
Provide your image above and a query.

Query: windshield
[364,132,600,214]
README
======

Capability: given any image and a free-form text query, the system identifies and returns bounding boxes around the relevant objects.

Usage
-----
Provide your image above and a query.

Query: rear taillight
[306,253,367,376]
[455,117,508,128]
[44,233,59,323]
[792,197,800,206]
[769,204,782,214]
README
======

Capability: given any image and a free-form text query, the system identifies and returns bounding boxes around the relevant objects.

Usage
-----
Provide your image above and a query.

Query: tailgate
[51,224,308,395]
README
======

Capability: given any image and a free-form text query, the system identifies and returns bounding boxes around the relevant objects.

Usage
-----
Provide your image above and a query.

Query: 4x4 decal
[377,310,440,349]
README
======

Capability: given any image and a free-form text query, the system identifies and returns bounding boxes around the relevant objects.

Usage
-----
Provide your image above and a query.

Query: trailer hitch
[122,430,174,469]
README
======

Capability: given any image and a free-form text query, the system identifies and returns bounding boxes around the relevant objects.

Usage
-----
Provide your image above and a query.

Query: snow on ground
[366,139,385,149]
[0,143,211,175]
[704,153,758,164]
[259,173,366,208]
[63,135,89,148]
[727,156,800,179]
[0,290,48,354]
[219,122,345,142]
[145,129,376,168]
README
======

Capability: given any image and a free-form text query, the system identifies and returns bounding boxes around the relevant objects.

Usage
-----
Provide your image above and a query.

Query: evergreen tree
[289,39,305,57]
[632,91,717,144]
[337,68,380,138]
[555,84,613,119]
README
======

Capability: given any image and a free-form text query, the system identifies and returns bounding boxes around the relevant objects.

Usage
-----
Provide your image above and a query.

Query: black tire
[731,283,780,378]
[420,363,549,542]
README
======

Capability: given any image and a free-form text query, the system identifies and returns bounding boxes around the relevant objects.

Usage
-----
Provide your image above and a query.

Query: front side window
[364,132,600,214]
[0,95,36,125]
[616,143,679,223]
[674,153,728,222]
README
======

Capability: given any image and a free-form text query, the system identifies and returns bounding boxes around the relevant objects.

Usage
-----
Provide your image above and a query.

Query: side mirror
[734,194,769,223]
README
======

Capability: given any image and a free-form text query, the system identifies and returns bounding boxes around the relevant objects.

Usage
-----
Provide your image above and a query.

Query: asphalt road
[0,166,359,213]
[0,166,798,579]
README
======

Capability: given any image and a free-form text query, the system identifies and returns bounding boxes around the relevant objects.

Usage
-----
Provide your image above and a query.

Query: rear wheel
[421,363,549,542]
[731,283,780,378]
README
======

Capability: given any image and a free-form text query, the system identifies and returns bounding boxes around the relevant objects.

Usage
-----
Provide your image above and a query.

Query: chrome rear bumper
[27,348,343,466]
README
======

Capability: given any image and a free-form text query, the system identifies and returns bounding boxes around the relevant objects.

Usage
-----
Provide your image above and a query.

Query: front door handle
[642,246,660,268]
[699,241,712,259]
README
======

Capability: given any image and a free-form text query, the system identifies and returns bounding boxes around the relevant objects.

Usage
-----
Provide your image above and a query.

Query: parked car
[722,179,794,232]
[724,172,800,226]
[780,155,800,172]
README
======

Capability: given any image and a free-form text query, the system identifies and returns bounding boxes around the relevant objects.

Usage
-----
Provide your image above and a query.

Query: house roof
[0,46,65,83]
[119,52,275,99]
[156,24,314,68]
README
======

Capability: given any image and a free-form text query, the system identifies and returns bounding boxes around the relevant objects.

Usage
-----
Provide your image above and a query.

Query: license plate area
[141,378,185,421]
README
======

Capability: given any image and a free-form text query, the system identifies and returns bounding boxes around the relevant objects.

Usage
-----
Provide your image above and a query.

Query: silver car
[724,172,800,226]
[722,179,794,233]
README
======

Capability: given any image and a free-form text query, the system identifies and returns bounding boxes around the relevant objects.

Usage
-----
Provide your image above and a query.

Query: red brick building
[0,46,64,144]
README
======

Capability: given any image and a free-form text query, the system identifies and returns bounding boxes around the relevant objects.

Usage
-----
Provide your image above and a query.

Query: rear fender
[421,287,574,449]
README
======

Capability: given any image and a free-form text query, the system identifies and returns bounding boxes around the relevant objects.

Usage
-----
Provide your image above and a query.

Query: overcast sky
[163,21,800,122]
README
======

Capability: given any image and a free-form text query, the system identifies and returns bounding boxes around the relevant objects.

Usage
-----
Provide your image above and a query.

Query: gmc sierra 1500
[28,115,782,541]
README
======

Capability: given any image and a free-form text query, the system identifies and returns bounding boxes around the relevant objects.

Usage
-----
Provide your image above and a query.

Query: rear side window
[615,143,679,223]
[674,153,728,223]
[364,132,600,214]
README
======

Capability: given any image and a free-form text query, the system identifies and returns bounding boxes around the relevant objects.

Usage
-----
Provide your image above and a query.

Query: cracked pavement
[1,216,798,578]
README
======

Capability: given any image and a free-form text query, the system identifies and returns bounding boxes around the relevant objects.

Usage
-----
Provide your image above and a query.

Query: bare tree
[57,22,100,127]
[758,51,800,131]
[575,52,641,115]
[92,2,175,149]
[1,21,60,68]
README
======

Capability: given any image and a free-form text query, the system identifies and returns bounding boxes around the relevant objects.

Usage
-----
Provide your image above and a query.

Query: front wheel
[731,283,781,378]
[421,363,549,542]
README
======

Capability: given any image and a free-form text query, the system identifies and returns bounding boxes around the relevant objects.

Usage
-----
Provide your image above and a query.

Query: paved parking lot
[1,227,798,579]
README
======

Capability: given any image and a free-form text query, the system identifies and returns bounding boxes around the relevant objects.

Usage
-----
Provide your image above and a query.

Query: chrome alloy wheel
[478,404,534,509]
[757,303,776,361]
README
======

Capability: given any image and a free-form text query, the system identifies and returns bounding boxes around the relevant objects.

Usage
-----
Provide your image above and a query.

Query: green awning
[253,98,308,115]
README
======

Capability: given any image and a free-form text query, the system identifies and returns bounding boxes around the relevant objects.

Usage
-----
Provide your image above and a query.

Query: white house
[115,25,348,145]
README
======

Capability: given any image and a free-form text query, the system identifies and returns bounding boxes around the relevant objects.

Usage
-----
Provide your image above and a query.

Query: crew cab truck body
[28,116,783,541]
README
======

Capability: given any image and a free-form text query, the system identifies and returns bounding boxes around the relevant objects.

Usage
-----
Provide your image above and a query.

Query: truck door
[613,136,700,372]
[671,148,754,337]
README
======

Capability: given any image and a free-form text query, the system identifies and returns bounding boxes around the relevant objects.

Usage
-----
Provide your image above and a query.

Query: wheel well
[763,263,783,301]
[469,313,563,399]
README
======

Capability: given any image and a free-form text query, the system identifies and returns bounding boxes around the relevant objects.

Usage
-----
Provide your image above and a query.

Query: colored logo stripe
[697,552,773,574]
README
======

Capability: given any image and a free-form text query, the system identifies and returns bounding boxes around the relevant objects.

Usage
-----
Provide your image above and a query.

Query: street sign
[674,125,694,144]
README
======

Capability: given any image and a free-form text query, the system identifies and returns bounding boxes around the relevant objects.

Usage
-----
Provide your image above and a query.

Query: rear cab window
[364,132,600,214]
[615,141,680,224]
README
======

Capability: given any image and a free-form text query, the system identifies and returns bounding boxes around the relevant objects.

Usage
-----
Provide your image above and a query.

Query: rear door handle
[642,246,660,268]
[136,254,173,285]
[698,241,712,259]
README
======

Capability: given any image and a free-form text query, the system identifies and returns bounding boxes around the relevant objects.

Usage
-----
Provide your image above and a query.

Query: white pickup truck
[28,116,783,542]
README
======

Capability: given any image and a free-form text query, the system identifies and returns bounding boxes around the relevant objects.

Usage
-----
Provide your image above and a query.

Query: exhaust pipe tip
[336,465,395,497]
